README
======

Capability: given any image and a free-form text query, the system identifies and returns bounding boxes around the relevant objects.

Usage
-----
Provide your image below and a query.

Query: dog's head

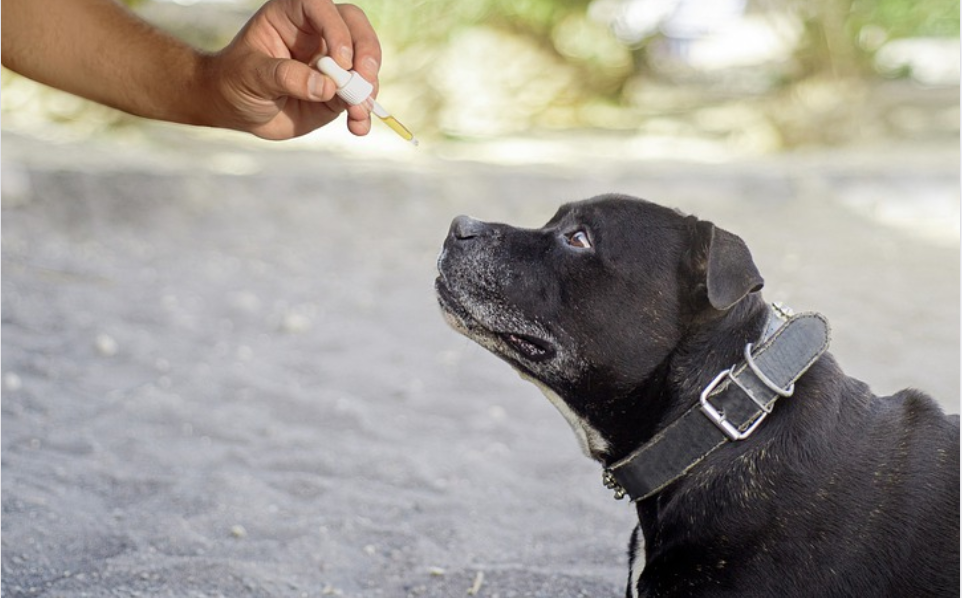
[435,195,764,460]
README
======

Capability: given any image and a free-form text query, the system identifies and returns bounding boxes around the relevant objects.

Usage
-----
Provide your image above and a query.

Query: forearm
[3,0,382,140]
[2,0,214,126]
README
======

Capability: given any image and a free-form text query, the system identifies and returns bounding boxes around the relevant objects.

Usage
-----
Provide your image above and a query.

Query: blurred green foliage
[346,0,959,144]
[3,0,958,148]
[353,0,959,76]
[853,0,960,38]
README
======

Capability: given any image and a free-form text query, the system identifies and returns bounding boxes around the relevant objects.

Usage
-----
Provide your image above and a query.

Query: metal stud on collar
[603,469,627,500]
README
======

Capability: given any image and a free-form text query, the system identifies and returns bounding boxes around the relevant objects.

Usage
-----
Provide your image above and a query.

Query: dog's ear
[689,220,764,311]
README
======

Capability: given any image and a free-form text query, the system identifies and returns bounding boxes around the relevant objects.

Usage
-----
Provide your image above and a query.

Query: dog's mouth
[436,277,556,364]
[499,332,555,362]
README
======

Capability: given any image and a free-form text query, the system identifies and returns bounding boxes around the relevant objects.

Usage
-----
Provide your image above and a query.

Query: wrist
[181,50,227,129]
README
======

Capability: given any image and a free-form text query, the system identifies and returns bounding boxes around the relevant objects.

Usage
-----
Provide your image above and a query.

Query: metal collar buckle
[699,342,796,441]
[699,368,765,441]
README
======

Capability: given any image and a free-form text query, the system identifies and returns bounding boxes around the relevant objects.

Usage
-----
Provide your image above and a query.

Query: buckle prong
[699,367,769,441]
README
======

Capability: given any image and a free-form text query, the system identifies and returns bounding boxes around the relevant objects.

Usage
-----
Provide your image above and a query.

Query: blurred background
[2,1,959,596]
[2,0,959,153]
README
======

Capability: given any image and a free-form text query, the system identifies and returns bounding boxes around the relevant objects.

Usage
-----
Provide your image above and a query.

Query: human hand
[201,0,381,140]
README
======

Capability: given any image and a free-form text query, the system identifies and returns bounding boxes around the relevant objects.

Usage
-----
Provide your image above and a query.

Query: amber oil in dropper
[371,101,419,146]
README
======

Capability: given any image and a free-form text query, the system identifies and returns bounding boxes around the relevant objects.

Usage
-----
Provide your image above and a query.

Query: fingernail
[338,46,354,68]
[308,72,326,101]
[362,56,380,75]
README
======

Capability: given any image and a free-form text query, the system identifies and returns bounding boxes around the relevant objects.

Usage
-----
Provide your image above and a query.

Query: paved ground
[2,129,958,597]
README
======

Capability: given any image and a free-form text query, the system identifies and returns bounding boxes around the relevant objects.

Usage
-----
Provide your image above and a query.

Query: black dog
[435,195,960,597]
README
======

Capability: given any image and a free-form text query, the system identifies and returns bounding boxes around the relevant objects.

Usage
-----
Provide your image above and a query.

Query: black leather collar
[603,304,831,502]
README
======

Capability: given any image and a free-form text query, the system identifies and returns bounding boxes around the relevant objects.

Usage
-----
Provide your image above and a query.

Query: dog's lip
[435,277,475,325]
[500,332,556,362]
[436,278,558,364]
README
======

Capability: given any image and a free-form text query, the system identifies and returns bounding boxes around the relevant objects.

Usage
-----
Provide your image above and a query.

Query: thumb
[258,58,337,103]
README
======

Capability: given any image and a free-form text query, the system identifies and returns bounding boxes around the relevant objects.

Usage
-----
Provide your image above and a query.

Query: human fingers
[264,61,371,137]
[298,0,355,70]
[258,56,338,103]
[337,3,381,93]
[346,110,372,136]
[259,100,344,139]
[344,102,372,136]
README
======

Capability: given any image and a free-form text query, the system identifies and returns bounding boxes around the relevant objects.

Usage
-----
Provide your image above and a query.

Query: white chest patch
[520,374,610,459]
[629,539,646,598]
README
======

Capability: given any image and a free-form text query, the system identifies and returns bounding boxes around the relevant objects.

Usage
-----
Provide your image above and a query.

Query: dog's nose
[450,215,489,240]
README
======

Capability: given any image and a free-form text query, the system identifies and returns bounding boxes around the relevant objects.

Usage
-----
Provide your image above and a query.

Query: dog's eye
[565,230,592,249]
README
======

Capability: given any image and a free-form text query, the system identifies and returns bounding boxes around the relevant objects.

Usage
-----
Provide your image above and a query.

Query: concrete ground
[2,129,958,597]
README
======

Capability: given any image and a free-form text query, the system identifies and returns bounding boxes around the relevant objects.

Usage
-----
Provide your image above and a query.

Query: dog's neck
[668,295,774,422]
[592,294,772,467]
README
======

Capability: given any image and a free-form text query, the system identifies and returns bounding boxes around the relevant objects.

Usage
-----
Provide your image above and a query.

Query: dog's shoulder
[870,387,959,446]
